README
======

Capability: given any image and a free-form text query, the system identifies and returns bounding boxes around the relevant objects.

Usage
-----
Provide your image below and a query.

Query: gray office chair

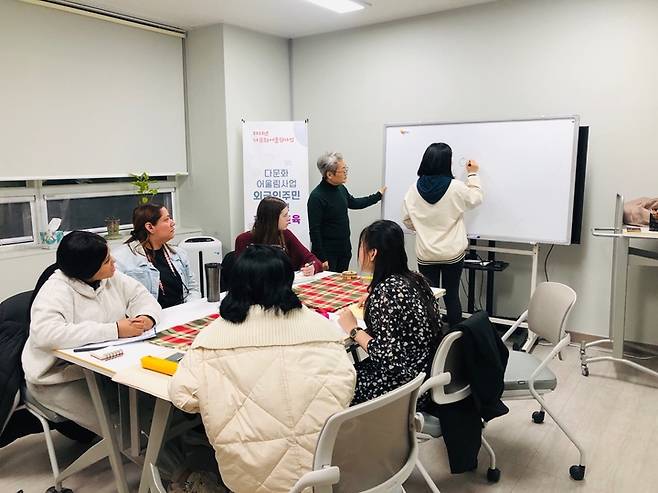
[415,331,500,492]
[501,281,586,481]
[290,372,426,493]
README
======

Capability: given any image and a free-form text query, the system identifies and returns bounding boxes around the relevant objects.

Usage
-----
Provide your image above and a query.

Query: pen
[74,345,108,353]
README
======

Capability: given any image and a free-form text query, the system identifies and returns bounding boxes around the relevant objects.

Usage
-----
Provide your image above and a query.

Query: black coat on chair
[427,310,509,473]
[0,291,32,440]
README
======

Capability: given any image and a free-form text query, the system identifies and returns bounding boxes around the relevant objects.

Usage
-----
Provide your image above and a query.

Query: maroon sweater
[234,229,323,273]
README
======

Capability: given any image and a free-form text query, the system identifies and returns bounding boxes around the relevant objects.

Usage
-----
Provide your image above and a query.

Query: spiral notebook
[90,347,124,361]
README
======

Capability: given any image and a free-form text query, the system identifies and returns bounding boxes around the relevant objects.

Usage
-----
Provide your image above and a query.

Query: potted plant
[131,172,159,205]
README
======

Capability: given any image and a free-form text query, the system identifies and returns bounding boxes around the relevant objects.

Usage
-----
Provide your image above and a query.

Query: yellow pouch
[141,355,178,376]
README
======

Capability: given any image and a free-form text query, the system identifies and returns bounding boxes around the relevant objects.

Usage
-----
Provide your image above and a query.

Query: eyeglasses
[334,166,349,175]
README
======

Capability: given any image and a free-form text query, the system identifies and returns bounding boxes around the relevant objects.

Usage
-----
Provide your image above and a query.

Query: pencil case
[141,355,178,376]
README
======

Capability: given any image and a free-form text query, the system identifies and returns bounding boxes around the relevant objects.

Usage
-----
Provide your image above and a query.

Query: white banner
[242,121,310,246]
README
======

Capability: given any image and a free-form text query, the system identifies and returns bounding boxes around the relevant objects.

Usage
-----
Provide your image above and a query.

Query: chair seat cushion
[420,412,442,438]
[503,350,557,392]
[21,385,68,423]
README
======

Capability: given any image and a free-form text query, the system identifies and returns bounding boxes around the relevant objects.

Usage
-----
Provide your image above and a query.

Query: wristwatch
[349,327,362,340]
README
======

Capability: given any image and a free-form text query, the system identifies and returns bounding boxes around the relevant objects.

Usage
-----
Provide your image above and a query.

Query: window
[0,178,178,249]
[46,192,174,233]
[0,199,35,246]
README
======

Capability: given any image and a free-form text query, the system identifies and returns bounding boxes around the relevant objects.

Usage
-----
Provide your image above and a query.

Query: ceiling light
[305,0,369,14]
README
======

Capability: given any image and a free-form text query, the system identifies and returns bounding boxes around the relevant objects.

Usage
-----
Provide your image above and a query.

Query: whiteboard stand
[464,241,540,352]
[580,194,658,380]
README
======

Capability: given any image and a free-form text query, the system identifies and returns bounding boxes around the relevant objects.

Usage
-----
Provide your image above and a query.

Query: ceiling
[64,0,496,38]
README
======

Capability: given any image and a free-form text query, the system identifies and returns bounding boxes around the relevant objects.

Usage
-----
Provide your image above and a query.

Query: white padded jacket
[168,305,355,493]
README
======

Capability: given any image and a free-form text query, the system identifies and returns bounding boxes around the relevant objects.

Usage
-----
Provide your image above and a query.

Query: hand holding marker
[301,262,315,277]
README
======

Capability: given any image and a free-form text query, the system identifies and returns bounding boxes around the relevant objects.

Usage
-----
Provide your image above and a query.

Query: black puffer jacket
[0,291,32,433]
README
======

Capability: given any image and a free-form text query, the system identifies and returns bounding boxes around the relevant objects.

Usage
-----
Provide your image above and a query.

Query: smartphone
[165,352,185,363]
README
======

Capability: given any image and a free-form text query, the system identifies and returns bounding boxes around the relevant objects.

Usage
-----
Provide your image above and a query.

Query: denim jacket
[113,241,201,304]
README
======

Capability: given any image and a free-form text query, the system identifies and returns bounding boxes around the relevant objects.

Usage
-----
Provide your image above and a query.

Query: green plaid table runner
[149,313,220,350]
[294,274,367,312]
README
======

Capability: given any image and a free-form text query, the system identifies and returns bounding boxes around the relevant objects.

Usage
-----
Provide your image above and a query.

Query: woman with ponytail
[113,203,200,308]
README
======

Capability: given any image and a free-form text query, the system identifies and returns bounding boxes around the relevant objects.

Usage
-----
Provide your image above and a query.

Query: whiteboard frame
[381,115,581,245]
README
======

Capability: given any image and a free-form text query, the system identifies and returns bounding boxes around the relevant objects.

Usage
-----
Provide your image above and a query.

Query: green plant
[131,172,159,205]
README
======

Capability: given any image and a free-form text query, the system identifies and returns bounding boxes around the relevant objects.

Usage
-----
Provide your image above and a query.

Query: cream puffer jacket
[168,305,356,493]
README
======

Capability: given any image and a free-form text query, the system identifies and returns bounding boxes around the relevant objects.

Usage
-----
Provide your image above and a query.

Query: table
[56,272,445,492]
[582,194,658,379]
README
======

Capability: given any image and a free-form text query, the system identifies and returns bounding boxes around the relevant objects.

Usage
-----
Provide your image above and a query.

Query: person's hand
[321,261,330,271]
[466,160,479,174]
[132,315,155,330]
[337,308,358,334]
[378,185,387,195]
[117,318,147,338]
[301,263,315,276]
[357,293,368,308]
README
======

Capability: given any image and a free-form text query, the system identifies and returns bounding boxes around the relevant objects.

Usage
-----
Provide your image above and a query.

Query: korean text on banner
[242,121,310,245]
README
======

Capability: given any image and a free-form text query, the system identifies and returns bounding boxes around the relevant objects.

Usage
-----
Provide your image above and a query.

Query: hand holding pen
[301,262,315,277]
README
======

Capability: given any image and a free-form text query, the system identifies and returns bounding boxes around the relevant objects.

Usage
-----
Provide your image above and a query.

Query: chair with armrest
[289,372,426,493]
[15,264,102,493]
[501,281,586,480]
[415,330,500,493]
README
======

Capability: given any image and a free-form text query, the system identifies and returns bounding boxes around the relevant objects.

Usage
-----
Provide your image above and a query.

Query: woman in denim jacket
[113,203,200,308]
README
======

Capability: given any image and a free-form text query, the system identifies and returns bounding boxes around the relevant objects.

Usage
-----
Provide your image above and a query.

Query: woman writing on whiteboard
[402,142,483,327]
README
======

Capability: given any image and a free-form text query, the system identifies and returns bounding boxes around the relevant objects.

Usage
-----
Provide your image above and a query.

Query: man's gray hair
[316,151,343,178]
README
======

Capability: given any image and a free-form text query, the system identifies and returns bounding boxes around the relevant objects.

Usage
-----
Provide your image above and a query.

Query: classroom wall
[179,24,291,249]
[223,24,293,242]
[178,25,231,247]
[291,0,658,340]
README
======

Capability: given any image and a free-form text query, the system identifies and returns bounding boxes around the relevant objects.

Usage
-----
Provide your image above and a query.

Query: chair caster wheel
[581,367,589,377]
[532,410,545,424]
[569,464,586,480]
[46,488,73,493]
[487,467,501,483]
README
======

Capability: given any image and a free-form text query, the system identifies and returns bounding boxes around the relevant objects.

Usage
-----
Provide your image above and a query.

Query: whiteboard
[383,117,580,244]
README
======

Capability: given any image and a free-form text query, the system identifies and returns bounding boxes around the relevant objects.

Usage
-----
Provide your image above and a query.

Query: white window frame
[41,184,177,234]
[0,194,38,247]
[0,179,178,250]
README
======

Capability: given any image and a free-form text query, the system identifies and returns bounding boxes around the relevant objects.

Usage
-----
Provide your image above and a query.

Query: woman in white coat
[113,203,200,308]
[402,143,483,327]
[22,231,161,433]
[169,245,355,493]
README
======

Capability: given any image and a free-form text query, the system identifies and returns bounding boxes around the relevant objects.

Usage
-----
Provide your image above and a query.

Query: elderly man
[307,151,386,272]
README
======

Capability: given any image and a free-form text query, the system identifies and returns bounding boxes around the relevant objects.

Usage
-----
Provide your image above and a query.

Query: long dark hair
[417,142,454,178]
[359,220,440,329]
[125,203,173,254]
[220,244,302,323]
[251,197,287,249]
[57,231,108,281]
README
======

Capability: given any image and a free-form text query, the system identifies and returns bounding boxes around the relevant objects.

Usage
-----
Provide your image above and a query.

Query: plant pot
[105,218,121,239]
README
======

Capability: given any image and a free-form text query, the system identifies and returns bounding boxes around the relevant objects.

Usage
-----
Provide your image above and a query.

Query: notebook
[90,347,124,361]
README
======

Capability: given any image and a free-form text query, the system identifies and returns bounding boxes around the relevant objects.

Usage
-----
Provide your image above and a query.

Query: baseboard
[569,331,658,356]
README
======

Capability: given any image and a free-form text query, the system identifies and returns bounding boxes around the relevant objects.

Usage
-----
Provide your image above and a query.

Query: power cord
[544,244,555,282]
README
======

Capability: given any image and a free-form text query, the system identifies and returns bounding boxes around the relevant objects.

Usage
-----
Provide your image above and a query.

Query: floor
[2,344,658,493]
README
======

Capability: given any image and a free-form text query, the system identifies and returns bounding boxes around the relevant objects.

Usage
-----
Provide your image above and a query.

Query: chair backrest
[429,330,471,405]
[28,263,59,321]
[527,282,577,344]
[311,372,425,493]
[0,291,33,326]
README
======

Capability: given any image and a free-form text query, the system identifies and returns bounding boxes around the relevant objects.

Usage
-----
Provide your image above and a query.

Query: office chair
[290,372,425,493]
[501,281,586,480]
[415,330,500,492]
